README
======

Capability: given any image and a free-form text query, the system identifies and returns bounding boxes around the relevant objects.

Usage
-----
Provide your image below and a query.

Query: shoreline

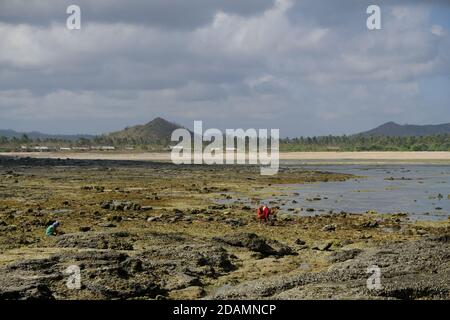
[1,151,450,163]
[0,157,448,299]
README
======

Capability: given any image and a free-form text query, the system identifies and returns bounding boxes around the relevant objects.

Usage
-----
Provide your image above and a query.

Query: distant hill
[358,122,450,137]
[0,129,94,141]
[104,117,187,145]
[0,117,187,145]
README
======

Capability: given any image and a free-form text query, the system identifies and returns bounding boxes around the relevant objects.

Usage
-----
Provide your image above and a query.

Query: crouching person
[256,205,274,223]
[46,221,61,236]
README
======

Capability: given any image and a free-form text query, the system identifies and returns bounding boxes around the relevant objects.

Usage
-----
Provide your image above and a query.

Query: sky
[0,0,449,137]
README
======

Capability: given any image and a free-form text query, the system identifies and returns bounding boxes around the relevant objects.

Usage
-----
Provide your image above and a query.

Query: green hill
[358,122,450,137]
[102,117,186,145]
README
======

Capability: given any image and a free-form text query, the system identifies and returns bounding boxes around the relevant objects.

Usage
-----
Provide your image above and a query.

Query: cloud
[0,0,449,136]
[0,0,274,29]
[431,24,445,36]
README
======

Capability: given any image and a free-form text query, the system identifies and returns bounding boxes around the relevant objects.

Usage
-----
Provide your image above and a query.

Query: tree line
[1,133,449,152]
[280,134,450,151]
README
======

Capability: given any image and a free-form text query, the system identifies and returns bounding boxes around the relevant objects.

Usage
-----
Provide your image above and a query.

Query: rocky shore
[0,156,448,300]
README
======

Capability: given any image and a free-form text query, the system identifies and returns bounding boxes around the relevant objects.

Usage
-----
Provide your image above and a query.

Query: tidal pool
[273,163,450,220]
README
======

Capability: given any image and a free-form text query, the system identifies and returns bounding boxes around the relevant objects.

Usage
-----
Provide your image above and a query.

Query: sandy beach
[2,151,450,163]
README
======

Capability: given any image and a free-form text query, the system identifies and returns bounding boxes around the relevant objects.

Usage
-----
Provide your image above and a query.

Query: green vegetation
[0,133,449,152]
[280,134,450,152]
[0,135,167,152]
[2,118,449,152]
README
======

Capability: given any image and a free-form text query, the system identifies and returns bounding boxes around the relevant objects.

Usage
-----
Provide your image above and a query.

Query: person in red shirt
[256,205,273,223]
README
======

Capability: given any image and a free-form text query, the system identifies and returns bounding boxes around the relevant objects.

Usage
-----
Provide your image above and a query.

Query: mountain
[104,117,187,144]
[0,129,20,139]
[0,129,94,141]
[358,122,450,137]
[0,117,185,145]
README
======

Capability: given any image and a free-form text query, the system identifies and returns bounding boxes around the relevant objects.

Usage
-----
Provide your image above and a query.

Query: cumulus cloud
[0,0,449,136]
[0,0,275,28]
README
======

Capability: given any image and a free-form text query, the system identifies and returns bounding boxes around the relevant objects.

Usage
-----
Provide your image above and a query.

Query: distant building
[90,146,116,150]
[100,146,115,151]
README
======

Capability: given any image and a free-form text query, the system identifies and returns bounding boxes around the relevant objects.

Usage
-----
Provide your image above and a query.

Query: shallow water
[274,162,450,220]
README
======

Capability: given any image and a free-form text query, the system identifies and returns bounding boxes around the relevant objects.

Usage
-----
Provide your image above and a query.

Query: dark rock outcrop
[213,233,295,257]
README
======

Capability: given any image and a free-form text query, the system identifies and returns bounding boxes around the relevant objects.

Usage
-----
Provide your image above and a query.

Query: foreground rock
[0,156,448,300]
[208,236,450,300]
[57,231,134,250]
[213,233,296,257]
[0,231,236,300]
[100,200,141,211]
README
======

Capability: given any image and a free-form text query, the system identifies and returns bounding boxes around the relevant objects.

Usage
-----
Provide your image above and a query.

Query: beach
[2,151,450,163]
[0,155,448,299]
